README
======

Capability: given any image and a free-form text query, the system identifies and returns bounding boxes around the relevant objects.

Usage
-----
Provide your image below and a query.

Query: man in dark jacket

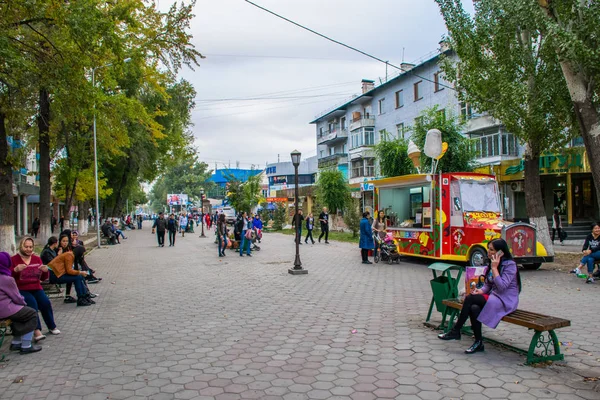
[101,220,117,245]
[292,210,304,244]
[152,213,168,247]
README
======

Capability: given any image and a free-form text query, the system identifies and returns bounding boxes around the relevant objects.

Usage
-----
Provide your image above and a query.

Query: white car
[222,207,236,224]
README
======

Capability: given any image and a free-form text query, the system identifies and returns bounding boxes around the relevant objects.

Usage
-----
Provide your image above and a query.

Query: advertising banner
[168,194,189,206]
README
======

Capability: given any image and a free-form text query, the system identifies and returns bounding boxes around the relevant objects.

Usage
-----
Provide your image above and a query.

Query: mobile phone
[496,250,504,258]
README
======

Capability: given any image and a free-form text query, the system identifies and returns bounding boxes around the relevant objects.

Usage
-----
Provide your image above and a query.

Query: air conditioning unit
[510,181,524,192]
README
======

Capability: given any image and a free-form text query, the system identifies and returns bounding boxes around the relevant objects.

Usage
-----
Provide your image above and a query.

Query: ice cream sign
[407,129,449,174]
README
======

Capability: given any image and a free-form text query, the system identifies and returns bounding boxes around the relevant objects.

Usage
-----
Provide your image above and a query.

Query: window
[364,128,374,146]
[352,159,363,178]
[379,184,432,229]
[434,72,443,92]
[319,127,324,137]
[329,147,334,156]
[328,122,336,133]
[351,131,364,148]
[342,143,347,153]
[459,180,500,212]
[396,123,405,139]
[460,101,472,120]
[364,105,372,118]
[365,158,375,177]
[320,150,324,158]
[472,133,518,158]
[395,90,404,108]
[341,116,346,130]
[414,116,424,127]
[378,98,385,115]
[379,129,388,142]
[414,81,423,101]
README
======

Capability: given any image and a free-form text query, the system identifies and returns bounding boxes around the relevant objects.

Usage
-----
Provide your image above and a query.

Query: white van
[222,207,236,224]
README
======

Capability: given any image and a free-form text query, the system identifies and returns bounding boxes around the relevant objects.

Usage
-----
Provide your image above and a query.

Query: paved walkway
[1,223,599,399]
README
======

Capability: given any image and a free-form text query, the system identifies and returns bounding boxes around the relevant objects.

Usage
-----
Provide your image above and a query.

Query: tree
[374,133,416,178]
[410,106,477,173]
[537,1,600,213]
[225,170,264,214]
[315,169,350,223]
[344,198,361,238]
[435,0,576,257]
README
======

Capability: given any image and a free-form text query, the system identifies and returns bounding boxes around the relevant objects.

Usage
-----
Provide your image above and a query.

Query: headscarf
[0,251,12,276]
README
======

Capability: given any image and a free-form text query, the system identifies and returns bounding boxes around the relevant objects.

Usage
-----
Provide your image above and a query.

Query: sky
[158,0,474,171]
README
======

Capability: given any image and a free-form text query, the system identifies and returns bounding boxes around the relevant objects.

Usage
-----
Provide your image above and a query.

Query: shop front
[496,147,598,224]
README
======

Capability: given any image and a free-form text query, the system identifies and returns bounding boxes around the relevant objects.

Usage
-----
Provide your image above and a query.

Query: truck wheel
[522,263,542,270]
[469,247,487,266]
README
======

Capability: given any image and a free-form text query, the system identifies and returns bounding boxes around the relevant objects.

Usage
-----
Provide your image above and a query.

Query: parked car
[222,207,236,224]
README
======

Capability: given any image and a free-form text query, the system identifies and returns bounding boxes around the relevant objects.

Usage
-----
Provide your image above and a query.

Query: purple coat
[478,260,519,329]
[0,274,26,319]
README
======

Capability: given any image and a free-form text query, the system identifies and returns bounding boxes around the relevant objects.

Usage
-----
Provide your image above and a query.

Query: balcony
[317,128,348,145]
[318,153,348,169]
[349,117,375,131]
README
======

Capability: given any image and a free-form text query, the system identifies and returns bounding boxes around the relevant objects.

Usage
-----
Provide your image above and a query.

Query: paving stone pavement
[1,223,599,400]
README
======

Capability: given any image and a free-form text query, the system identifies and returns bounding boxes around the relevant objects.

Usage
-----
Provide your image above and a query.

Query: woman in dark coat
[438,238,520,354]
[359,212,375,264]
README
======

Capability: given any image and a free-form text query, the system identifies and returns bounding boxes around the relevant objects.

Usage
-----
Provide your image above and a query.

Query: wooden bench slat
[442,299,570,331]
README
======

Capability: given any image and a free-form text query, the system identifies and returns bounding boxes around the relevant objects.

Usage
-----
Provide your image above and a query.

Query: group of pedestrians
[0,231,102,355]
[152,211,202,247]
[292,207,330,245]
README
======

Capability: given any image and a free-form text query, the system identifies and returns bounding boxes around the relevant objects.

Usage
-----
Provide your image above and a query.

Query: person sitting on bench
[0,252,42,354]
[438,238,519,354]
[101,220,117,244]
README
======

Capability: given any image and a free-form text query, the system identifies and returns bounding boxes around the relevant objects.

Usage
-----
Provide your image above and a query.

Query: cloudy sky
[159,0,474,171]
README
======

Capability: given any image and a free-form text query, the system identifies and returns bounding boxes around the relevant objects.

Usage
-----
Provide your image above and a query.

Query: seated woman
[0,252,42,354]
[571,222,600,283]
[438,238,519,354]
[11,237,60,341]
[70,230,84,247]
[112,220,127,240]
[47,251,95,306]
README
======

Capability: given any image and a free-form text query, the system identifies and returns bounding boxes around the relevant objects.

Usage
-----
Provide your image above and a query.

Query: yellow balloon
[435,142,449,160]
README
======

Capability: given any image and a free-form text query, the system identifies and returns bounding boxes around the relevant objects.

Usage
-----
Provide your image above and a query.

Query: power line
[195,91,354,102]
[193,92,354,112]
[204,53,365,62]
[244,0,456,91]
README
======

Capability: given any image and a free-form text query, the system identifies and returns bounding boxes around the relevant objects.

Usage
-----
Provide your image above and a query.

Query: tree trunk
[0,111,16,253]
[524,142,554,256]
[64,178,78,219]
[38,88,52,242]
[110,155,135,217]
[558,62,600,214]
[77,201,88,235]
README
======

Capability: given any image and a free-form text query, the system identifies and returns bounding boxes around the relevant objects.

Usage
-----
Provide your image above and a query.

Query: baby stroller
[374,232,400,264]
[250,229,261,251]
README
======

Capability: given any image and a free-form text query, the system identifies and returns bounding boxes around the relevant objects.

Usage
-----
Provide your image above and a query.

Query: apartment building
[311,47,521,214]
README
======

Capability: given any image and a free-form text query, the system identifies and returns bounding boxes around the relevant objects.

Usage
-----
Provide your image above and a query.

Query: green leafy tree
[410,106,477,173]
[374,134,415,177]
[224,170,263,214]
[273,203,287,231]
[435,0,576,257]
[537,1,600,212]
[344,198,361,238]
[315,169,350,225]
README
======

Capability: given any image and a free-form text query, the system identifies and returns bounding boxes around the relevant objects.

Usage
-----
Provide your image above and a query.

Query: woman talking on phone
[438,238,520,354]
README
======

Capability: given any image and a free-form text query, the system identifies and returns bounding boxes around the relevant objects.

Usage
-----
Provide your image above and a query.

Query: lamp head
[290,149,301,167]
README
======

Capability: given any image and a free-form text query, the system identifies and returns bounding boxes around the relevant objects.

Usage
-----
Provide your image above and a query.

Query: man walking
[179,213,188,237]
[292,210,304,244]
[318,207,330,244]
[152,212,167,247]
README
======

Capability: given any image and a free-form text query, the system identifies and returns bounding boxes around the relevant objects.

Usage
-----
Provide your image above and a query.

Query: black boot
[77,298,92,306]
[438,330,461,340]
[465,340,485,354]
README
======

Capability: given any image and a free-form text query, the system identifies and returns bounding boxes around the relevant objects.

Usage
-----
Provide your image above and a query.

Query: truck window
[459,180,500,213]
[379,184,431,229]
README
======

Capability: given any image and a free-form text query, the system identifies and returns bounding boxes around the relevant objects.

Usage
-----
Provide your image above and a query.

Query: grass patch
[276,229,359,244]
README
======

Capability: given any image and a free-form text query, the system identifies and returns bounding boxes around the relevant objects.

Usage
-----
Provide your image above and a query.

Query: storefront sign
[503,149,587,178]
[360,183,374,191]
[266,197,287,202]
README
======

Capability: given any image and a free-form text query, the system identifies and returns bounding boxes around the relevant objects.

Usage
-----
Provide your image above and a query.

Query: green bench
[442,299,571,364]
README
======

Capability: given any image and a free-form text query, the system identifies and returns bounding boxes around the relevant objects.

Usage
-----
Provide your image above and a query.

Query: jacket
[359,218,374,249]
[48,252,85,279]
[167,218,178,232]
[153,217,168,232]
[306,217,314,230]
[235,217,245,234]
[11,254,47,291]
[253,218,263,230]
[0,274,26,319]
[478,259,520,329]
[101,222,113,237]
[40,247,57,265]
[217,221,228,237]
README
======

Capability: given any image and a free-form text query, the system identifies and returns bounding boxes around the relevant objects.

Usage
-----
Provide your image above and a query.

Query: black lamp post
[289,149,308,275]
[199,189,206,238]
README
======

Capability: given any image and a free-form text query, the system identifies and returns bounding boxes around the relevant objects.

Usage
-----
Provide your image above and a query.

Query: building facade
[311,48,521,215]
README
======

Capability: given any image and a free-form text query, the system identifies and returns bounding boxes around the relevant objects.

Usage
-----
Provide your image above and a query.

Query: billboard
[167,193,189,206]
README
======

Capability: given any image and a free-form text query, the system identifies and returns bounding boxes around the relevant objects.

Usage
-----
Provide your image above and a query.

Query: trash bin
[430,276,451,313]
[425,262,464,330]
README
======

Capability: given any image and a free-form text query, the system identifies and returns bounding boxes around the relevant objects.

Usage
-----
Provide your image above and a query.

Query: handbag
[245,229,253,240]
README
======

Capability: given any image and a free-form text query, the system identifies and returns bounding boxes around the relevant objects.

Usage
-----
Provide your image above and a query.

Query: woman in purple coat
[438,238,520,354]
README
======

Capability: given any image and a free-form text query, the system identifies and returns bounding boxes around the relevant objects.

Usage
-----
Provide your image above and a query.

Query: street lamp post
[92,58,131,248]
[199,189,206,238]
[289,150,308,275]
